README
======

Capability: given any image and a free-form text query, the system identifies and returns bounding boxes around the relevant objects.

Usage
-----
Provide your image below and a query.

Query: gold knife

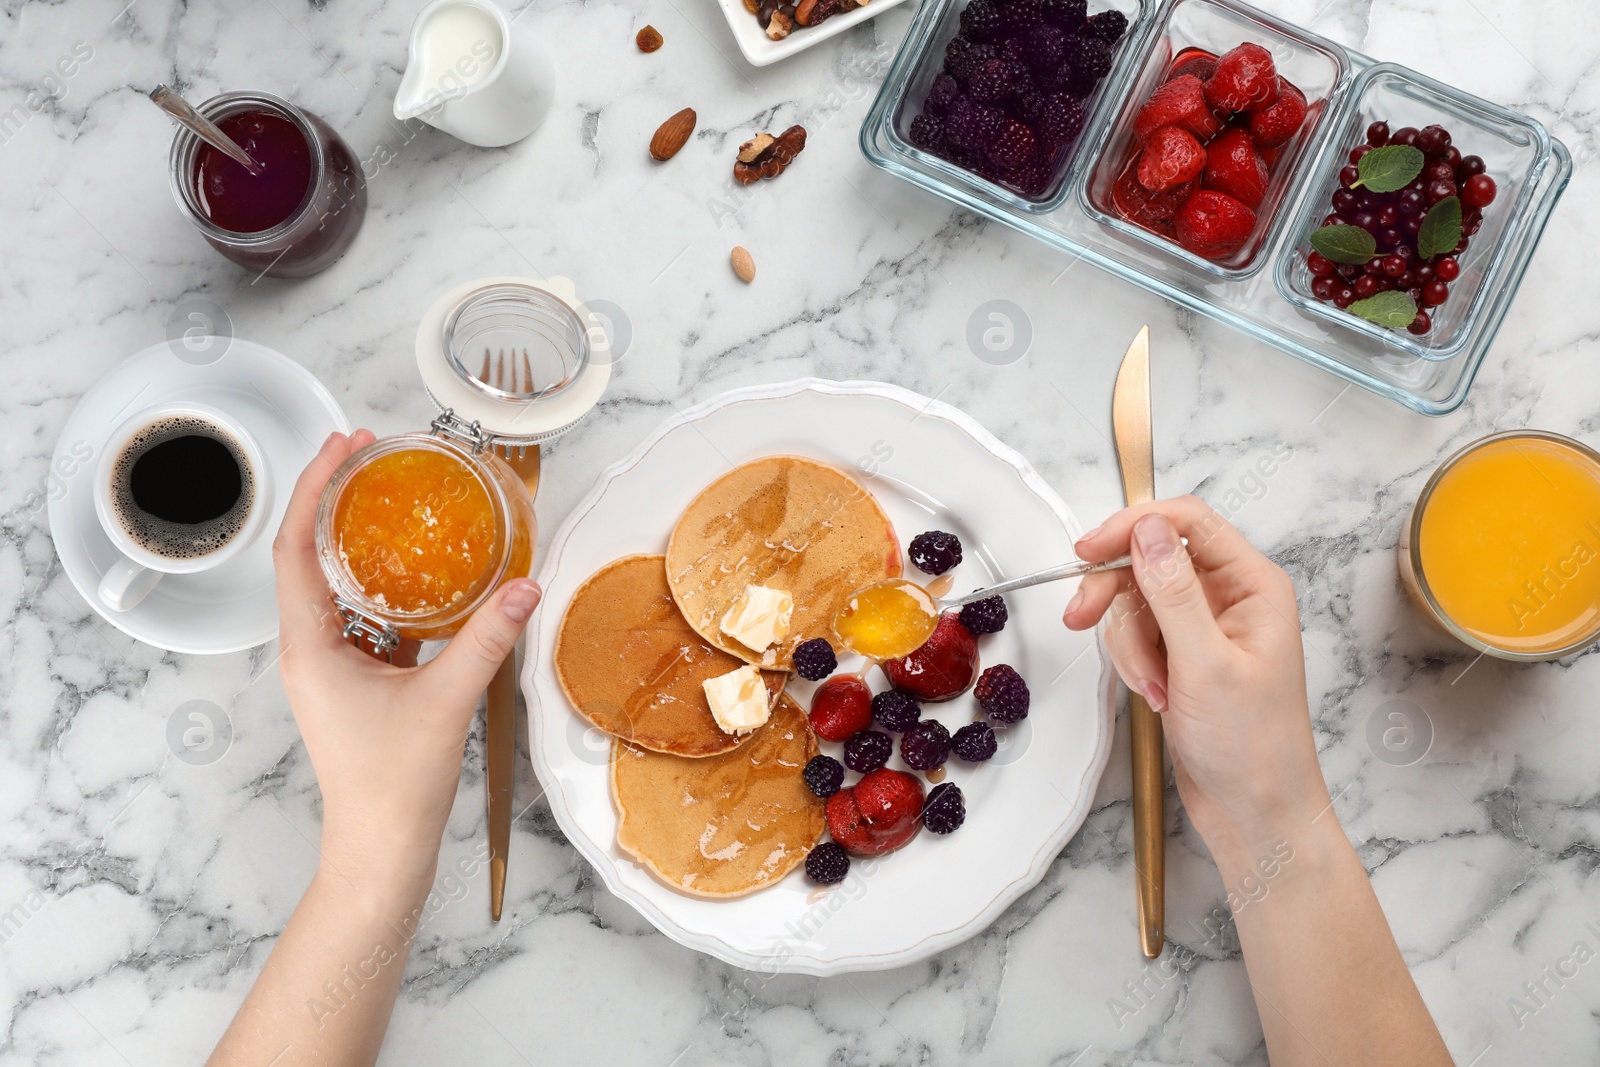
[1111,325,1165,959]
[487,446,541,921]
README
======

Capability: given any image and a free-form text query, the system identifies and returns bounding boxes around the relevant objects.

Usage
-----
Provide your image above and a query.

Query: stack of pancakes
[555,456,902,898]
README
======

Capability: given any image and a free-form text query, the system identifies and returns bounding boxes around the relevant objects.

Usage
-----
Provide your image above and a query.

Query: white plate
[46,338,349,654]
[526,379,1114,975]
[716,0,914,66]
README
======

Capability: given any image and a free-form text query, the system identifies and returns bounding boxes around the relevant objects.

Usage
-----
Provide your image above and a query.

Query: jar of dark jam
[166,91,366,279]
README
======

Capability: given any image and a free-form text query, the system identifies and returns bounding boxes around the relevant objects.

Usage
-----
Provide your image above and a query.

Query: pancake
[611,693,823,898]
[666,456,902,671]
[556,555,785,758]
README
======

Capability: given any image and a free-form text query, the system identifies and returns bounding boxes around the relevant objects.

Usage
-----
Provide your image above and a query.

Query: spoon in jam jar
[833,548,1174,660]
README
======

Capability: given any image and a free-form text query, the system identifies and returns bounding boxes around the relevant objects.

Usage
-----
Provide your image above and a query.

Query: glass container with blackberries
[1276,63,1555,357]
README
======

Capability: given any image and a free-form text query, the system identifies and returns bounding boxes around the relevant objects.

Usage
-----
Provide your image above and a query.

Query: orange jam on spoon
[832,578,939,659]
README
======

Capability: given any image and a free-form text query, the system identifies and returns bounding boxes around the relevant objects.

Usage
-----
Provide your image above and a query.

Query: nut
[737,133,776,163]
[765,10,793,39]
[796,0,856,24]
[730,246,756,283]
[636,25,663,51]
[649,108,696,162]
[733,125,806,184]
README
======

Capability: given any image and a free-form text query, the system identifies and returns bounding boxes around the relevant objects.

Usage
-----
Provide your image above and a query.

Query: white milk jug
[394,0,553,148]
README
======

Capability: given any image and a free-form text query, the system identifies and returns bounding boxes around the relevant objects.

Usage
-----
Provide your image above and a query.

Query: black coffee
[111,416,255,559]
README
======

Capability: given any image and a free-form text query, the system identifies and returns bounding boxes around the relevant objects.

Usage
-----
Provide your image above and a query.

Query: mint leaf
[1348,291,1418,329]
[1417,196,1463,259]
[1309,224,1379,265]
[1351,145,1424,193]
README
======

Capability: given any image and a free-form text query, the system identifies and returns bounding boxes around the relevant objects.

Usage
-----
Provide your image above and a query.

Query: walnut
[765,10,793,38]
[733,125,807,183]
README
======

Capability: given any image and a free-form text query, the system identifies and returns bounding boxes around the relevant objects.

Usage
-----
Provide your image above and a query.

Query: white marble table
[3,0,1597,1063]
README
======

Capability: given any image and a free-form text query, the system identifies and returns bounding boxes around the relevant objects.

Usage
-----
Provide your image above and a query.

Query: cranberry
[1464,213,1483,236]
[1404,177,1426,194]
[1406,287,1423,303]
[1457,154,1487,178]
[1435,256,1460,282]
[1336,262,1362,280]
[1366,121,1390,146]
[1331,189,1358,215]
[1339,165,1361,189]
[1442,146,1462,168]
[1425,161,1455,183]
[1407,310,1432,335]
[1392,245,1413,261]
[1363,256,1387,276]
[1391,126,1420,147]
[1415,263,1436,283]
[1462,173,1497,208]
[1377,227,1401,249]
[1357,190,1383,211]
[1354,275,1378,298]
[1307,252,1336,277]
[1417,124,1451,157]
[1402,215,1423,236]
[1381,253,1407,278]
[1425,180,1457,205]
[1398,189,1426,214]
[1396,270,1416,288]
[1333,287,1356,309]
[1421,280,1449,306]
[1311,275,1338,299]
[1376,204,1400,227]
[1324,213,1345,227]
[1452,236,1470,256]
[1353,211,1378,232]
[1349,144,1373,165]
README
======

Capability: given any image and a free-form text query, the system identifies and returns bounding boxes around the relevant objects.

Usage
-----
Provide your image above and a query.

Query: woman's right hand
[1063,496,1330,868]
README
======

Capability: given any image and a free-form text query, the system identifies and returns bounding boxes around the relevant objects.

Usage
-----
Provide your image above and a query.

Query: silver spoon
[937,535,1192,609]
[148,84,263,175]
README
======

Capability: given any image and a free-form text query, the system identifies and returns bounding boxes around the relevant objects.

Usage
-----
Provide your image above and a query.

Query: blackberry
[943,34,973,75]
[908,530,963,575]
[998,36,1028,63]
[1036,91,1087,148]
[909,113,946,153]
[987,118,1037,170]
[949,40,996,83]
[1025,24,1067,73]
[951,721,998,762]
[872,689,922,732]
[958,595,1008,635]
[1005,63,1039,105]
[1084,8,1127,42]
[1008,160,1052,197]
[975,664,1031,723]
[793,638,838,681]
[944,98,1005,151]
[900,719,951,771]
[967,57,1013,102]
[1005,0,1045,33]
[922,782,966,834]
[960,0,1009,42]
[926,73,962,116]
[843,730,893,773]
[803,754,846,798]
[1063,33,1113,81]
[1009,93,1045,128]
[1041,0,1086,29]
[806,842,851,884]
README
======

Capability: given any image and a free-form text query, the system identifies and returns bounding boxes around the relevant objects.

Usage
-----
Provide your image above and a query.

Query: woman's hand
[272,431,541,896]
[1063,496,1328,867]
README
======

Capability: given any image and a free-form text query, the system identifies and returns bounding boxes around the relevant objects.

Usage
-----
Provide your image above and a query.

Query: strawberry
[1174,190,1256,261]
[1113,159,1197,237]
[825,768,924,856]
[809,675,872,742]
[1203,42,1278,113]
[1166,51,1217,84]
[1136,126,1206,193]
[883,611,978,702]
[1202,127,1268,209]
[1247,77,1307,149]
[1132,75,1222,143]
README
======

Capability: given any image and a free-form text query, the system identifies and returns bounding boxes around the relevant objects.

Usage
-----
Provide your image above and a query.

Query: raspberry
[900,718,951,771]
[975,664,1030,723]
[1084,8,1127,42]
[922,782,966,834]
[968,58,1013,102]
[958,595,1008,635]
[1036,91,1086,148]
[908,530,963,575]
[926,73,962,116]
[843,730,893,773]
[909,113,946,153]
[805,841,850,883]
[792,638,838,681]
[951,721,998,762]
[803,754,846,798]
[1025,25,1067,73]
[872,689,922,732]
[944,98,1004,151]
[1041,0,1085,28]
[987,118,1036,169]
[1063,34,1113,82]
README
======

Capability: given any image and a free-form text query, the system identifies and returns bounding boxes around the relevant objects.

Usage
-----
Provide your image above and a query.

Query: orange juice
[1405,432,1600,658]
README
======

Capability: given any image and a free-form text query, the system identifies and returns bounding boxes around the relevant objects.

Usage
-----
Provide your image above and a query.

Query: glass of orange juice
[1399,430,1600,660]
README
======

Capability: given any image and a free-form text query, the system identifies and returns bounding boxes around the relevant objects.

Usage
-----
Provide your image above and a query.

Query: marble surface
[2,0,1598,1063]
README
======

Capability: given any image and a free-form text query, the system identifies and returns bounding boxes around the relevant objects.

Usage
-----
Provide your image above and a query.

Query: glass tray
[860,0,1573,416]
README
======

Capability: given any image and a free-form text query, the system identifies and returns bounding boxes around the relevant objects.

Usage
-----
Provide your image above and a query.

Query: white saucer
[47,339,349,654]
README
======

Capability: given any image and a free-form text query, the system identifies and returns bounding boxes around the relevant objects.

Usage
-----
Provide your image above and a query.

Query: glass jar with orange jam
[1399,430,1600,661]
[315,430,536,650]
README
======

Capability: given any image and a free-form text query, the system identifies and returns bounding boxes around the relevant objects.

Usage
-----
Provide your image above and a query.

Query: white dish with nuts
[715,0,914,66]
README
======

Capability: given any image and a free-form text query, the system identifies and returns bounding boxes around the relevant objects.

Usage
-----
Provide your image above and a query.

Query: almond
[730,246,756,283]
[737,133,776,163]
[650,108,696,162]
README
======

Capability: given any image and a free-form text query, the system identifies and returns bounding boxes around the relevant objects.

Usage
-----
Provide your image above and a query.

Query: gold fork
[484,347,541,922]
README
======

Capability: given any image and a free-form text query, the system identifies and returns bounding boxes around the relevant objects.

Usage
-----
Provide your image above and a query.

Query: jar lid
[415,275,610,449]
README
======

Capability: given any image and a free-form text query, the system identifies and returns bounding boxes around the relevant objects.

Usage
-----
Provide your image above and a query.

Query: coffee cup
[93,401,273,611]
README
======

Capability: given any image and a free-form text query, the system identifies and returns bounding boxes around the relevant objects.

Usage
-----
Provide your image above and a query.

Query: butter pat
[719,584,793,653]
[702,665,771,735]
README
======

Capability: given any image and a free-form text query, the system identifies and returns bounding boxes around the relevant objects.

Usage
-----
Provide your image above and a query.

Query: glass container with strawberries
[1079,0,1347,276]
